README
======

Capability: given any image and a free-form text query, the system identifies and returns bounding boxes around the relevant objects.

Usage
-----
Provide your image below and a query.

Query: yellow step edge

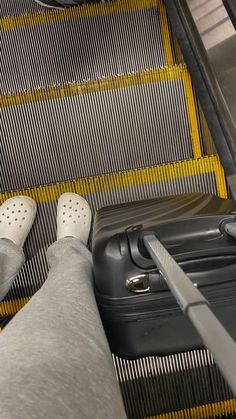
[1,64,201,158]
[0,155,228,211]
[157,1,174,66]
[0,298,30,317]
[1,0,163,30]
[1,65,185,109]
[1,0,173,66]
[146,398,236,419]
[182,72,202,158]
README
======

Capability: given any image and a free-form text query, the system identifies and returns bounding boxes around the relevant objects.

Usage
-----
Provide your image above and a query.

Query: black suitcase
[92,193,236,359]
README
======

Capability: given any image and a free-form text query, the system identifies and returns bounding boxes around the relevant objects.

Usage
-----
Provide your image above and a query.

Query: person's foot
[0,196,37,248]
[57,193,92,245]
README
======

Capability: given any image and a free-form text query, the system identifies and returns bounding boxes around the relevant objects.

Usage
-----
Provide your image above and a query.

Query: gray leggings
[0,238,126,419]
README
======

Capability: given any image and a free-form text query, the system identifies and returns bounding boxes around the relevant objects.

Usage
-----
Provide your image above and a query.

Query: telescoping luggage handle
[144,234,236,396]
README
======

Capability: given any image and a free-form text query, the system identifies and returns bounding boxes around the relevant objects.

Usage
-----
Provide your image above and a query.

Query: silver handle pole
[144,234,236,396]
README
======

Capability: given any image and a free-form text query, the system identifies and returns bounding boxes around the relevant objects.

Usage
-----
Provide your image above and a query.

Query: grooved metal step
[113,353,235,419]
[0,155,227,261]
[1,65,202,191]
[1,0,44,17]
[1,0,173,93]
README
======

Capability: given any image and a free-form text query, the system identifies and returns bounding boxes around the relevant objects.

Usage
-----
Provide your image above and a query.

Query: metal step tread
[1,64,202,192]
[0,154,227,262]
[1,0,44,18]
[1,0,173,93]
[114,353,235,419]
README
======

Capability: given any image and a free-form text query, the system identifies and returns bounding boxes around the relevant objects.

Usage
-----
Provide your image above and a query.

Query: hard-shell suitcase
[92,193,236,361]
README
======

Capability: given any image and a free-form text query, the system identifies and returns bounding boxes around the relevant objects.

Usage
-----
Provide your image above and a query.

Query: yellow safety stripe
[146,398,236,419]
[0,65,186,109]
[158,1,173,66]
[182,71,202,158]
[1,0,166,30]
[0,64,201,157]
[0,155,228,209]
[0,0,173,66]
[0,298,30,317]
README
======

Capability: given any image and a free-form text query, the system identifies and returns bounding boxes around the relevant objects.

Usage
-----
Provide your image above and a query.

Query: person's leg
[0,196,37,301]
[0,193,127,419]
[0,239,24,301]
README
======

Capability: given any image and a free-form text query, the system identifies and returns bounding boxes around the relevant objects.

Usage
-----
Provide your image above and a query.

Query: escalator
[1,0,236,417]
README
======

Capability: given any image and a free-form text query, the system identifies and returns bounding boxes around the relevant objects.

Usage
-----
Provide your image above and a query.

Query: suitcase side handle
[144,234,236,396]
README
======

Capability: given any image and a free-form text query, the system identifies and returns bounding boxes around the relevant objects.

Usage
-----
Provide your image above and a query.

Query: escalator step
[1,0,173,93]
[1,65,202,191]
[1,0,44,17]
[113,354,235,419]
[0,154,227,264]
